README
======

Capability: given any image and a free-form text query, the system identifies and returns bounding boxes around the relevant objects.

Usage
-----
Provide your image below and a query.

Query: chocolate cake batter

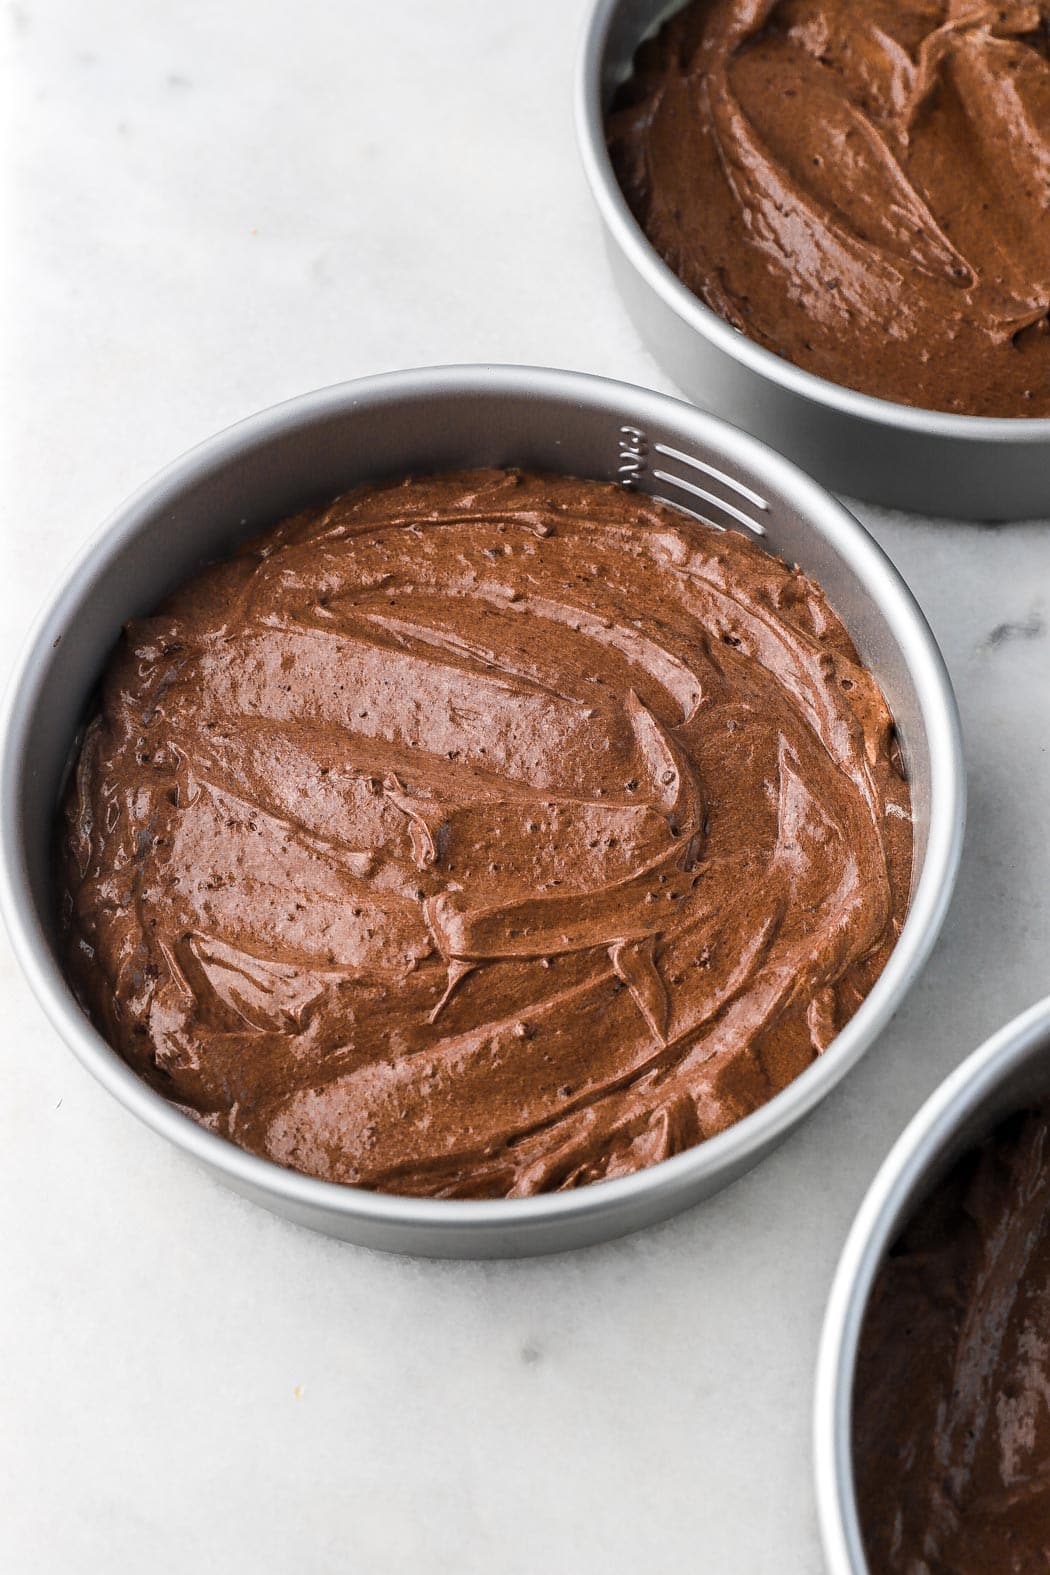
[855,1108,1050,1572]
[58,469,911,1197]
[607,1,1050,416]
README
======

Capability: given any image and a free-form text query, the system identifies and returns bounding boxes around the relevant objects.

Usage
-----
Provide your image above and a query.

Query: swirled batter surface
[607,1,1050,415]
[58,470,911,1197]
[855,1108,1050,1573]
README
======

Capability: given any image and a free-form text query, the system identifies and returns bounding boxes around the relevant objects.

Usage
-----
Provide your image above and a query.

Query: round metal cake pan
[0,365,964,1258]
[577,0,1050,522]
[815,994,1050,1573]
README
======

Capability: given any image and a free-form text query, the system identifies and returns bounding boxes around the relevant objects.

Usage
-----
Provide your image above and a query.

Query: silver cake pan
[0,365,964,1257]
[815,994,1050,1573]
[577,0,1050,521]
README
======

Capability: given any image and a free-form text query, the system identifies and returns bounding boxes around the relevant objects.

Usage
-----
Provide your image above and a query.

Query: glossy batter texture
[855,1109,1050,1573]
[58,469,911,1197]
[607,0,1050,415]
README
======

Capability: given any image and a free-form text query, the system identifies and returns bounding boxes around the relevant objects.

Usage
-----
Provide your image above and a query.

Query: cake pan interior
[578,0,1050,520]
[1,367,963,1255]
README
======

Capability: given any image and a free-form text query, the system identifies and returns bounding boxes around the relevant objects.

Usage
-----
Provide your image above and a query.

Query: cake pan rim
[0,363,965,1247]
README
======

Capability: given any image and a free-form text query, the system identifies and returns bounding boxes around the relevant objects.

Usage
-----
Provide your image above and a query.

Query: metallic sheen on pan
[815,995,1050,1574]
[576,0,1050,521]
[0,366,964,1257]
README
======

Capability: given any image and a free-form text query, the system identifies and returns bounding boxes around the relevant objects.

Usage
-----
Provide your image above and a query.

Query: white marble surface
[2,3,1048,1570]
